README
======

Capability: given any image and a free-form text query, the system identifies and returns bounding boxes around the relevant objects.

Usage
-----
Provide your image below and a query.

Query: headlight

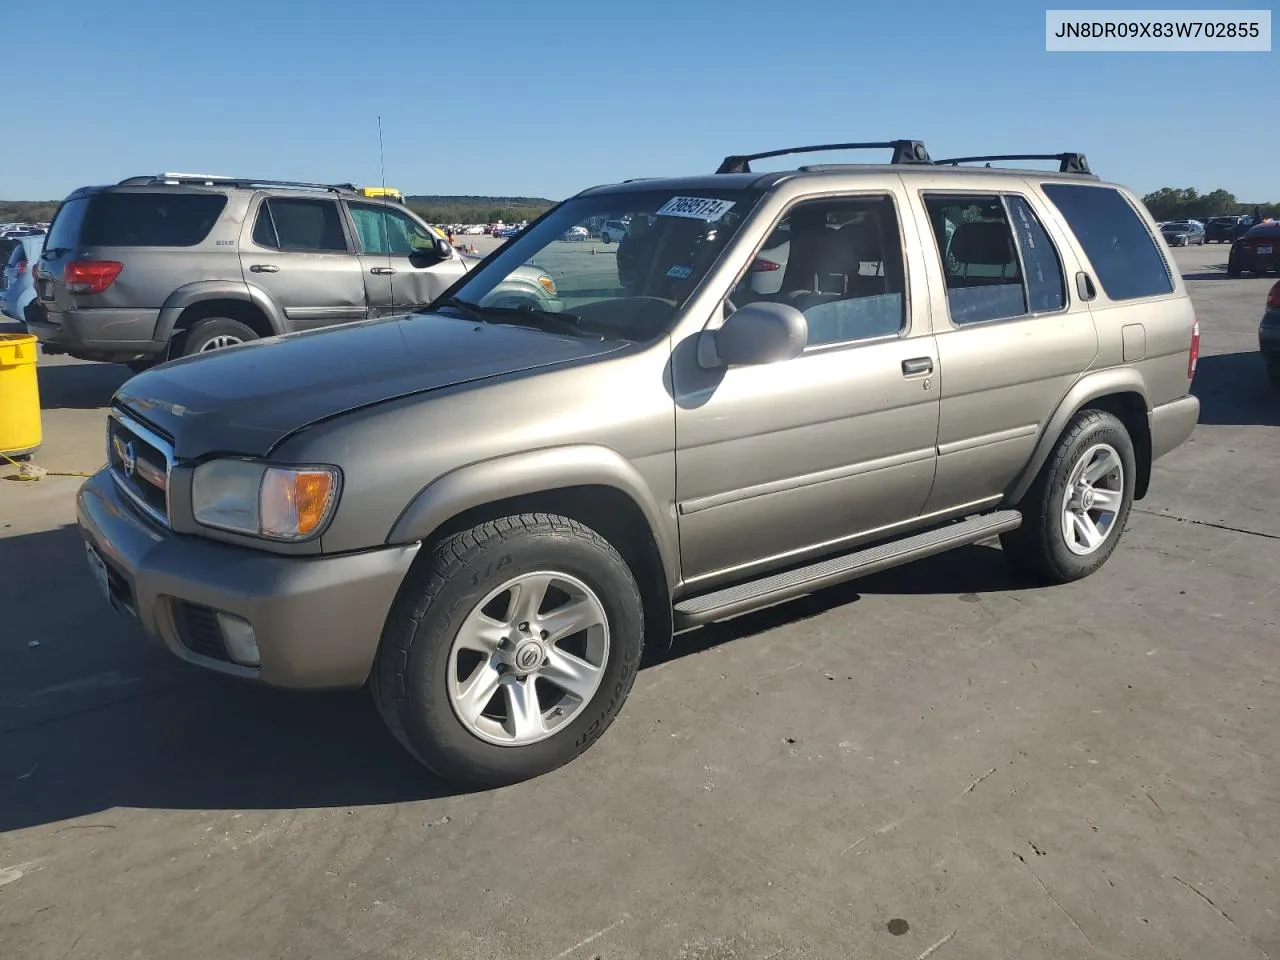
[191,460,340,541]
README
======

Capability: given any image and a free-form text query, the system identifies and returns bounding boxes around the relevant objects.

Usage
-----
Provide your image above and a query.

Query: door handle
[902,357,933,376]
[249,264,279,273]
[370,266,397,276]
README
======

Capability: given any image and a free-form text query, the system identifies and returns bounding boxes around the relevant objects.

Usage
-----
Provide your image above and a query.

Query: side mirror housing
[698,302,808,369]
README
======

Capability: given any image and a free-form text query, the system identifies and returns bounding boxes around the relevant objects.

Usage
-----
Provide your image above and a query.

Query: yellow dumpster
[0,333,42,458]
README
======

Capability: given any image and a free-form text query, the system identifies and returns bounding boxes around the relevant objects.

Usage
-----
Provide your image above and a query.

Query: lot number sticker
[656,196,736,222]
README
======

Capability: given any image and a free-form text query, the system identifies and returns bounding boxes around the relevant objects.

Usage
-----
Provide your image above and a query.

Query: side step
[672,510,1022,629]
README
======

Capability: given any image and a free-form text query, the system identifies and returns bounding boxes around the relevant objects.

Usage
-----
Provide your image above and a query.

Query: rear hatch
[37,188,232,322]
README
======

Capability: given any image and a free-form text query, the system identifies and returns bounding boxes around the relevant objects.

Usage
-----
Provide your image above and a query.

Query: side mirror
[433,236,454,259]
[698,302,808,369]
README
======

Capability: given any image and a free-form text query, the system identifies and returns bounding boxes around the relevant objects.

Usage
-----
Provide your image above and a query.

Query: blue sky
[3,0,1276,201]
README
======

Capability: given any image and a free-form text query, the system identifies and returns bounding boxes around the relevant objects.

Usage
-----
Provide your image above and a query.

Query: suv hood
[115,313,628,459]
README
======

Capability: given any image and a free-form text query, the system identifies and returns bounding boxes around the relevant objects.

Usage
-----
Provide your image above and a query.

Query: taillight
[64,260,123,294]
[1188,319,1200,380]
[750,258,780,273]
[15,258,27,276]
[1267,282,1280,310]
[30,262,39,281]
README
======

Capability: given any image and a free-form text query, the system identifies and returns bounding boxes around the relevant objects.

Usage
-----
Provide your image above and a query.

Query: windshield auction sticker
[656,197,737,221]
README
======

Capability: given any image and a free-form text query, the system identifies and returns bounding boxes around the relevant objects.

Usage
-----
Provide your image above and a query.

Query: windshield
[437,188,763,341]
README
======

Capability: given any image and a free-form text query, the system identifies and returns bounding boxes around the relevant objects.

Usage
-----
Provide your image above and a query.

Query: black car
[1228,222,1280,277]
[1261,280,1280,392]
[1205,215,1250,243]
[1160,220,1205,246]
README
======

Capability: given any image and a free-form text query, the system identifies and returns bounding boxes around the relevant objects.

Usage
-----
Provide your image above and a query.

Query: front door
[674,190,941,586]
[346,201,460,317]
[242,196,367,331]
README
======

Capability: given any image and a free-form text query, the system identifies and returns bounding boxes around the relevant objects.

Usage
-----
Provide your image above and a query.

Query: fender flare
[387,444,679,588]
[1004,368,1151,506]
[154,281,287,341]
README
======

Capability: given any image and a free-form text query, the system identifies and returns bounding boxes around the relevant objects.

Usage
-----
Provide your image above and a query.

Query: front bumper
[77,469,419,689]
[27,305,165,360]
[1149,394,1201,462]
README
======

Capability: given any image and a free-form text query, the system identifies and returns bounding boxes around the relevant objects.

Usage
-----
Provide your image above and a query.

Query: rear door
[241,196,367,331]
[908,186,1098,512]
[344,200,460,317]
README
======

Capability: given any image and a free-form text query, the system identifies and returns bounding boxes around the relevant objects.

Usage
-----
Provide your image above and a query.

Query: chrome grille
[107,410,173,526]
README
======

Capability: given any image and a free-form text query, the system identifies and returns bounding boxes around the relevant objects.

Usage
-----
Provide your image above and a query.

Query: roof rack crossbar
[715,140,932,174]
[116,174,359,193]
[932,153,1092,175]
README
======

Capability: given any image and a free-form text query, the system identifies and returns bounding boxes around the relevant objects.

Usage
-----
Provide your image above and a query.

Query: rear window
[72,192,227,247]
[46,197,91,251]
[1041,183,1174,301]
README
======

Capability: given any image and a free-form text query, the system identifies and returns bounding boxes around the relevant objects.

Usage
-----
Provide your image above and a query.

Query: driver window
[349,202,436,256]
[732,195,907,347]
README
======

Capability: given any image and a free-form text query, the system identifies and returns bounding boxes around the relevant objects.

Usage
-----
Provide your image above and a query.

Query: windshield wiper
[476,305,598,338]
[436,297,483,321]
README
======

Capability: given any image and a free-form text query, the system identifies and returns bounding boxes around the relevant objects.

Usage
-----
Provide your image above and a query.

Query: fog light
[216,612,260,666]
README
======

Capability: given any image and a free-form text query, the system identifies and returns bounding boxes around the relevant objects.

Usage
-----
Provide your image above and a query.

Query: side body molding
[155,281,288,341]
[1004,367,1151,506]
[387,445,680,588]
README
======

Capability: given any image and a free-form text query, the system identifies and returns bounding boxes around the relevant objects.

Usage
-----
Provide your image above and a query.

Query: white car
[748,223,791,294]
[599,219,628,243]
[563,225,589,241]
[464,225,486,235]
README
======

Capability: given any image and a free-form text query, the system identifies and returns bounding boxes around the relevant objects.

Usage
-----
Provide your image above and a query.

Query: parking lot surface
[1,244,1277,960]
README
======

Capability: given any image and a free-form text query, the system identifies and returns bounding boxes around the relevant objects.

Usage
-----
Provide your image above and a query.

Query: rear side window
[923,194,1027,325]
[46,197,91,250]
[1041,184,1173,301]
[76,192,227,247]
[1005,195,1065,312]
[253,198,348,252]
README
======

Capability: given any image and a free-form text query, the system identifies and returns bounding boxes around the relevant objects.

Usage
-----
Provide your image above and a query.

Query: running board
[672,510,1022,629]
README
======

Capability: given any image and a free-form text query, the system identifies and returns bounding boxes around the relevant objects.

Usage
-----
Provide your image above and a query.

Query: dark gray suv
[28,174,560,368]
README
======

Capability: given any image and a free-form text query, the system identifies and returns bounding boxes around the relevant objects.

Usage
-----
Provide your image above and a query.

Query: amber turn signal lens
[259,467,338,539]
[293,471,334,535]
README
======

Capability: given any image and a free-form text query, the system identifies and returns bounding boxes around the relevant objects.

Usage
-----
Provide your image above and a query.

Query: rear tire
[174,317,257,357]
[1001,409,1136,585]
[372,513,644,787]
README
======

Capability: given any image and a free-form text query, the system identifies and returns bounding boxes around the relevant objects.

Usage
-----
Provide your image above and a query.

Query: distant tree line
[1141,187,1278,222]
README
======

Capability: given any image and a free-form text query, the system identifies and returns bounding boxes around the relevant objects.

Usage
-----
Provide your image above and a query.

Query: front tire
[1002,409,1136,585]
[372,514,644,786]
[174,317,258,357]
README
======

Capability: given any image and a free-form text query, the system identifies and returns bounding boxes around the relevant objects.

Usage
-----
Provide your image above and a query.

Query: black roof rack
[116,173,359,193]
[715,140,931,174]
[932,153,1092,175]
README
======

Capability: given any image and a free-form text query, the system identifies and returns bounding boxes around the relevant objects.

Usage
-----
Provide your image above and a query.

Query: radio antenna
[376,115,395,304]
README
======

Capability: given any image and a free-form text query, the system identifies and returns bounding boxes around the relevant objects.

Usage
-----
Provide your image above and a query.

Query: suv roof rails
[715,140,932,174]
[932,153,1093,175]
[116,174,359,193]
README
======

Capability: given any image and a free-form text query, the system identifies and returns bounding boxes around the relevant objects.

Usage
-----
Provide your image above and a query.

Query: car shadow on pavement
[1191,352,1279,427]
[37,362,134,410]
[2,524,1039,831]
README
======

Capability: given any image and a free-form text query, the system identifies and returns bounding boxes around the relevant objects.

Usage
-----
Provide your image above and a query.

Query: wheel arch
[155,282,286,342]
[1005,370,1153,506]
[387,447,679,648]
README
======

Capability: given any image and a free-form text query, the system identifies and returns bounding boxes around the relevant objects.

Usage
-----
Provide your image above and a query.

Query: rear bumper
[27,305,165,359]
[1149,394,1200,463]
[76,469,420,689]
[1260,310,1280,357]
